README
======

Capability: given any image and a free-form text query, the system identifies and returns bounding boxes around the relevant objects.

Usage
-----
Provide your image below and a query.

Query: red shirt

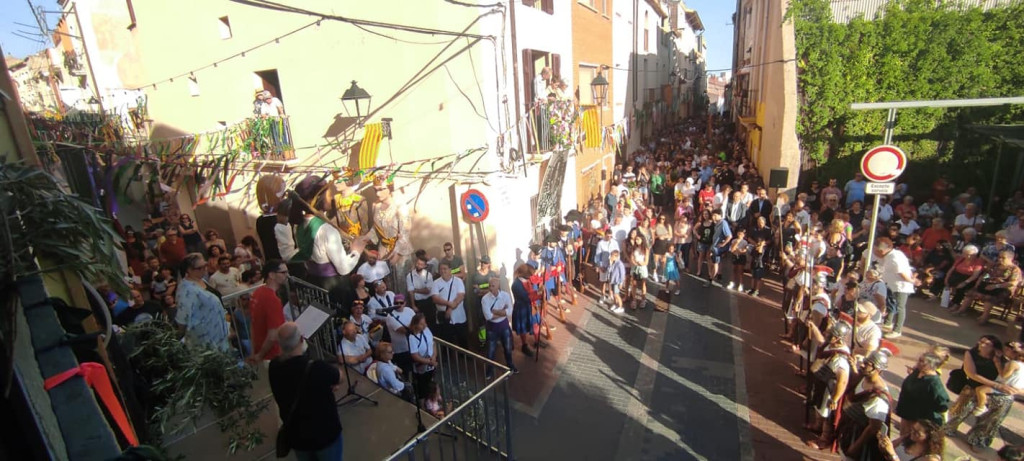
[159,238,186,267]
[250,285,285,360]
[698,188,715,210]
[920,227,952,250]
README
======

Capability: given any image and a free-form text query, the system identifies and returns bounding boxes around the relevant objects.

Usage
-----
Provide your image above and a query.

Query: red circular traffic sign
[460,189,489,223]
[860,145,907,182]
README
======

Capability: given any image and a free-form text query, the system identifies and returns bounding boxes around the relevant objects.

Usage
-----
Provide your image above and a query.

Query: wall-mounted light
[340,80,372,120]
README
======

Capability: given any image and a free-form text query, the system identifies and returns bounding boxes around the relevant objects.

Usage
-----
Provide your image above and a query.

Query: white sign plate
[866,182,896,195]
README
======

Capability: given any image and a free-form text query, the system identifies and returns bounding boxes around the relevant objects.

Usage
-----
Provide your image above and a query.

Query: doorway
[253,69,283,100]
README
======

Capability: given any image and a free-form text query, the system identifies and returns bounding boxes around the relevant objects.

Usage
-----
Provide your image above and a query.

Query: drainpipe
[509,1,526,174]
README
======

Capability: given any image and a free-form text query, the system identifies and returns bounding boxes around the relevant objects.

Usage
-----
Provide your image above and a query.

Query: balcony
[526,100,577,154]
[241,116,295,161]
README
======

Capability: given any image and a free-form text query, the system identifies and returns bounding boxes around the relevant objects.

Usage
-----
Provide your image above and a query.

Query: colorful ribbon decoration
[44,362,139,447]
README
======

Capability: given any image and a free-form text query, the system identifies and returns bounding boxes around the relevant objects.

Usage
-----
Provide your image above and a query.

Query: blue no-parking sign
[460,189,489,222]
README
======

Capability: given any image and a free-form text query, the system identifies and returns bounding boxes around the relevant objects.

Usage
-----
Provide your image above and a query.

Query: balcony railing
[241,116,295,161]
[526,100,578,154]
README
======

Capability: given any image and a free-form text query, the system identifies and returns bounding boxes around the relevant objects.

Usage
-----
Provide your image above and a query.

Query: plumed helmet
[865,347,894,371]
[828,320,852,340]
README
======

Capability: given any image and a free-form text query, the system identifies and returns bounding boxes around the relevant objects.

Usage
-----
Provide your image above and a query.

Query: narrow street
[507,267,1024,460]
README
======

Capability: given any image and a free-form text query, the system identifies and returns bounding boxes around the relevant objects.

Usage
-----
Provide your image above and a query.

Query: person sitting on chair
[372,341,414,402]
[956,250,1022,325]
[338,321,372,374]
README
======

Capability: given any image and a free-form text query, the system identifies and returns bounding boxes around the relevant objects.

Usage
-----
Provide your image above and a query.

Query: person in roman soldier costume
[803,320,853,450]
[289,176,367,300]
[834,348,895,460]
[370,174,412,293]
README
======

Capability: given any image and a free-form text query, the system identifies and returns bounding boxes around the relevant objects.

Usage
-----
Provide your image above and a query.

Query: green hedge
[788,0,1024,191]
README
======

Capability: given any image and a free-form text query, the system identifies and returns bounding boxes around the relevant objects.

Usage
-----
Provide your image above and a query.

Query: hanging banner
[582,108,600,148]
[358,122,384,170]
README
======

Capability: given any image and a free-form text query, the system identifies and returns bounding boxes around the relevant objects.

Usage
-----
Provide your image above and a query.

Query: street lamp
[340,80,372,120]
[591,72,609,106]
[590,71,609,156]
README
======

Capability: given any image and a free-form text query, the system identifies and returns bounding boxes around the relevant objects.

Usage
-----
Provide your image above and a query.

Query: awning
[966,124,1024,148]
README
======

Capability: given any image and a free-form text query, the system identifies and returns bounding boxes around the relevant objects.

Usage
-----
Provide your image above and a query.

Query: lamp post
[591,71,609,149]
[340,80,372,123]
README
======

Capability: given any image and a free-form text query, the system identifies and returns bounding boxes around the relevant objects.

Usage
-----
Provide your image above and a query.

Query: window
[582,0,607,14]
[522,0,553,14]
[644,11,649,52]
[218,16,232,39]
[577,64,606,107]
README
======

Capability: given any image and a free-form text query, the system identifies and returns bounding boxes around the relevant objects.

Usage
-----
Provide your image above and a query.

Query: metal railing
[244,116,295,161]
[286,276,515,460]
[288,276,342,361]
[386,338,514,461]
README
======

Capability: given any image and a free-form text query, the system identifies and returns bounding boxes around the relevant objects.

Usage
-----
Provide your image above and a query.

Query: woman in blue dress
[664,247,681,296]
[511,263,538,357]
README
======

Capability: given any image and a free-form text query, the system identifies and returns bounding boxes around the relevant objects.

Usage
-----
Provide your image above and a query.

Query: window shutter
[551,54,561,82]
[523,49,535,105]
[522,0,536,6]
[541,0,553,14]
[522,49,536,153]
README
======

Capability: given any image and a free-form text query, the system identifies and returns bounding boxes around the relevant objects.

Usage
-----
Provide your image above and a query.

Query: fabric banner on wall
[358,122,384,170]
[582,108,601,148]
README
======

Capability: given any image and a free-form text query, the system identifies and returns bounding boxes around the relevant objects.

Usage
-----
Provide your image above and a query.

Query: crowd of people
[100,109,1024,459]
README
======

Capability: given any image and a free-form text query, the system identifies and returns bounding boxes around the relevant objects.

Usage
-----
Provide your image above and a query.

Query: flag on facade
[358,122,384,170]
[582,108,601,148]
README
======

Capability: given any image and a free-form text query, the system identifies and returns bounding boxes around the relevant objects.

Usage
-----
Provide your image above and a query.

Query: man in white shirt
[875,196,894,223]
[366,280,396,322]
[406,254,435,326]
[208,256,242,295]
[534,67,551,102]
[338,321,372,374]
[258,90,285,117]
[953,203,985,235]
[875,237,917,338]
[431,261,467,347]
[384,294,415,378]
[481,277,518,377]
[595,231,620,305]
[356,244,391,285]
[896,213,920,236]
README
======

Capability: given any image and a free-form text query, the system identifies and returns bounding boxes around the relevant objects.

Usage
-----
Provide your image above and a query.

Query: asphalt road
[511,273,749,461]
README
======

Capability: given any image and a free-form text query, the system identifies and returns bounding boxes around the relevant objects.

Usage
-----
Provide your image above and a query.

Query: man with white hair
[268,322,344,460]
[259,90,286,117]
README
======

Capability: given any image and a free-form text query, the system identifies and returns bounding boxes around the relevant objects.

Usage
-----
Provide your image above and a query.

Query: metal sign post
[860,141,907,276]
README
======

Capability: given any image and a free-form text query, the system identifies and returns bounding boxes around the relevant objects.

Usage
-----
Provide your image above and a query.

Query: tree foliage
[788,0,1024,178]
